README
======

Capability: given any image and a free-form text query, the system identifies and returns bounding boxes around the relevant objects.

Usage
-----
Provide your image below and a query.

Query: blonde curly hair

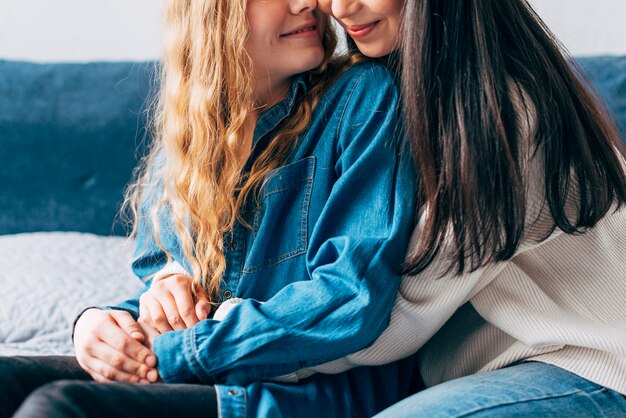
[124,0,350,303]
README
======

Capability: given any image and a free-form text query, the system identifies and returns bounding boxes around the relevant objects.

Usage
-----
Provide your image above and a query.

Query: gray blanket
[0,232,143,355]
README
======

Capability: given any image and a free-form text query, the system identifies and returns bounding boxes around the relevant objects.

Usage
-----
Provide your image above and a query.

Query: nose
[290,0,317,14]
[327,0,358,19]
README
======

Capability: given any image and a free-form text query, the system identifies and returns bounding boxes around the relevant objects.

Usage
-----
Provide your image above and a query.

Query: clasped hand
[73,274,211,383]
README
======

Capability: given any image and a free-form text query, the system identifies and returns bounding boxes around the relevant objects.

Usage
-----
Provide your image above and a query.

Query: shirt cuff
[211,299,300,383]
[153,326,209,384]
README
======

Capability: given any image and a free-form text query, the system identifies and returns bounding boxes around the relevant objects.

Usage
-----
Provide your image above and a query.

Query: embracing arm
[303,141,571,376]
[297,257,513,377]
[148,66,417,386]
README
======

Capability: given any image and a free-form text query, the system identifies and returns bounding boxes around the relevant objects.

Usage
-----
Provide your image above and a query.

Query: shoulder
[325,61,400,106]
[338,61,398,86]
[326,63,406,156]
[329,62,401,126]
[303,61,405,157]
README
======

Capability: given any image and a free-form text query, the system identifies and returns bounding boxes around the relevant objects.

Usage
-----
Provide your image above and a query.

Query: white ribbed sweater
[152,102,626,393]
[302,130,626,394]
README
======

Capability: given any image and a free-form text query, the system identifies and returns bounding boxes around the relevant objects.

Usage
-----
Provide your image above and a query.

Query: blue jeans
[375,362,626,417]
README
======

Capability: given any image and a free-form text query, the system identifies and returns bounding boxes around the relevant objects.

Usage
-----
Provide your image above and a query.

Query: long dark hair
[402,0,626,276]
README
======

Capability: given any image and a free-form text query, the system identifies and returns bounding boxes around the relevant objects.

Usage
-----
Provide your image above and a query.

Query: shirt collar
[252,74,310,146]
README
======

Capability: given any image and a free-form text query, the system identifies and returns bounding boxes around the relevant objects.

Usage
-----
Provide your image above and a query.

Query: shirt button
[223,290,232,299]
[228,390,238,396]
[227,241,237,250]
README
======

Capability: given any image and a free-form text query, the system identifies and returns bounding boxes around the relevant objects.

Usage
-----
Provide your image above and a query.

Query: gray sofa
[0,57,624,356]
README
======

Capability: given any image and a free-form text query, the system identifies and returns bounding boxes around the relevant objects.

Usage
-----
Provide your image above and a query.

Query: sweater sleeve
[299,248,513,376]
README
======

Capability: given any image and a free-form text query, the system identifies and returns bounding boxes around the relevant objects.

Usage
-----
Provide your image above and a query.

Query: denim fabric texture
[109,62,419,417]
[375,362,626,418]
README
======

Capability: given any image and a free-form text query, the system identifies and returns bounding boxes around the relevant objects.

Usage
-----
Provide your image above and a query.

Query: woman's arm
[302,121,569,377]
[146,66,417,386]
[298,257,513,377]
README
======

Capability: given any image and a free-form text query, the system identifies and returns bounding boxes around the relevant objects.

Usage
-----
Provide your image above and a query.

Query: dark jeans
[0,356,218,418]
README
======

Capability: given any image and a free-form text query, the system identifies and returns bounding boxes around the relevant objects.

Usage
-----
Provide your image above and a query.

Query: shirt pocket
[243,156,316,273]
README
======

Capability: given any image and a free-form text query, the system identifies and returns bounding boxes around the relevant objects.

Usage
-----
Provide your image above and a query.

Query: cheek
[317,0,333,14]
[388,16,401,40]
[377,0,403,24]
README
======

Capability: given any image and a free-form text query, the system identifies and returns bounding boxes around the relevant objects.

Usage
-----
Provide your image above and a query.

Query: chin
[355,43,393,59]
[299,52,326,73]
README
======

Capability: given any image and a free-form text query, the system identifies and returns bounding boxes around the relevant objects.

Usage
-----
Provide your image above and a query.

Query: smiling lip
[345,21,379,39]
[281,21,319,38]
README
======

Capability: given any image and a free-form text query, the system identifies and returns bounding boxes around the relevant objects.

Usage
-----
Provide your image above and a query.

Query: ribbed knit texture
[151,261,190,283]
[302,107,626,395]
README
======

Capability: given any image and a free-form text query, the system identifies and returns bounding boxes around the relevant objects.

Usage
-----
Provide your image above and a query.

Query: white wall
[0,0,625,62]
[0,0,162,62]
[528,0,626,56]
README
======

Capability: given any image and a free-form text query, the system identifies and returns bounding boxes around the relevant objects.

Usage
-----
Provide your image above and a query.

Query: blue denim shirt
[111,62,418,417]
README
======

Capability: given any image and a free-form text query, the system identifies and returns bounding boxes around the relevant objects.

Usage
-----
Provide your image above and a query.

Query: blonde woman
[0,0,418,417]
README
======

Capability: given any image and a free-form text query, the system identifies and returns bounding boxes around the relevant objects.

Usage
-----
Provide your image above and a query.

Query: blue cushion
[0,57,623,235]
[576,56,626,142]
[0,61,157,235]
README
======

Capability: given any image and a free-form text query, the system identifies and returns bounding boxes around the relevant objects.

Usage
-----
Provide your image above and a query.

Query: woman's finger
[140,293,174,334]
[82,364,114,383]
[195,290,212,321]
[170,283,200,327]
[85,366,150,385]
[111,309,145,342]
[85,337,155,381]
[138,307,155,331]
[96,314,158,368]
[81,355,144,383]
[157,289,189,330]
